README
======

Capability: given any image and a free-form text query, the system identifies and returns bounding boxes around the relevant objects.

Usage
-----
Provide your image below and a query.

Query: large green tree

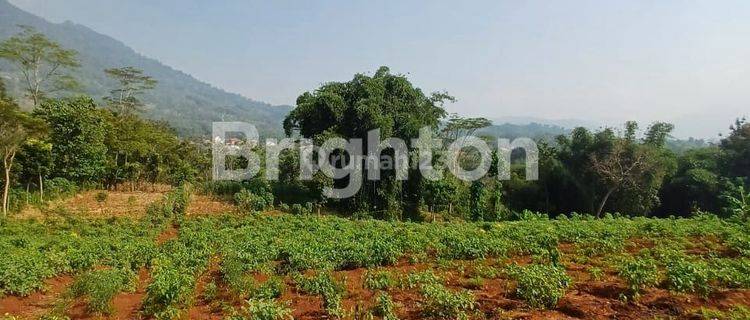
[554,122,675,217]
[283,67,449,220]
[102,113,204,188]
[33,96,108,183]
[657,147,722,216]
[15,138,53,200]
[720,118,750,180]
[0,26,80,106]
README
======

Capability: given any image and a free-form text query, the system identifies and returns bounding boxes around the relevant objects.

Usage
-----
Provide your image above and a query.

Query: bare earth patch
[18,190,166,219]
[187,195,237,216]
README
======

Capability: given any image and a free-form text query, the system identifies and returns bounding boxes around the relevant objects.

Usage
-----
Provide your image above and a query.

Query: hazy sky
[9,0,750,138]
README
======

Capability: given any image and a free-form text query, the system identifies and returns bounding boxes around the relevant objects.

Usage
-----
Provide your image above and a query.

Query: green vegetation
[229,298,292,320]
[618,256,661,299]
[68,268,137,314]
[507,263,571,309]
[0,18,749,320]
[420,283,475,319]
[363,269,395,291]
[1,209,750,317]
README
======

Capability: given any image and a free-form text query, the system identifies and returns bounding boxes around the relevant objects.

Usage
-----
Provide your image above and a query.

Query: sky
[8,0,750,139]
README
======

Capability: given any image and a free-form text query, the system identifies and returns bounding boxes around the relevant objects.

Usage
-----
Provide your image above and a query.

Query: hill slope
[0,0,290,136]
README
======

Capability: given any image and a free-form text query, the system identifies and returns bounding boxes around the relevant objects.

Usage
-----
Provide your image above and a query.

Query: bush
[95,191,108,204]
[420,283,475,319]
[401,270,442,289]
[618,257,660,298]
[666,258,711,296]
[508,264,571,309]
[168,184,191,217]
[293,272,345,317]
[711,258,750,288]
[253,276,285,299]
[235,189,272,213]
[290,203,313,215]
[233,298,292,320]
[364,269,395,290]
[278,203,290,212]
[68,268,136,314]
[372,292,398,320]
[145,186,192,225]
[0,251,56,296]
[45,177,78,198]
[142,261,196,319]
[199,181,244,197]
[697,306,750,320]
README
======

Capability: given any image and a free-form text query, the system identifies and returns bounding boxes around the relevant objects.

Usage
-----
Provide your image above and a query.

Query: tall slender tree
[0,79,44,216]
[0,26,80,106]
[103,66,157,115]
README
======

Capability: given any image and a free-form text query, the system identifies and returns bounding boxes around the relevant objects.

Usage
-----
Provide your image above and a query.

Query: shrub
[364,270,395,290]
[618,257,660,298]
[508,264,571,309]
[199,180,244,197]
[203,281,218,302]
[253,276,285,299]
[235,298,292,320]
[142,261,196,319]
[68,268,136,314]
[401,270,442,289]
[460,276,484,290]
[666,258,711,296]
[697,306,750,320]
[290,203,313,215]
[420,283,475,319]
[372,292,398,320]
[587,267,604,281]
[45,177,78,198]
[278,203,290,212]
[0,251,56,296]
[145,185,192,225]
[293,272,345,318]
[95,192,108,204]
[710,258,750,288]
[235,189,271,213]
[168,184,191,217]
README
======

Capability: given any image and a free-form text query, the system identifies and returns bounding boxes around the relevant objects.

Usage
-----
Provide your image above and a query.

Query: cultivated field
[2,189,750,320]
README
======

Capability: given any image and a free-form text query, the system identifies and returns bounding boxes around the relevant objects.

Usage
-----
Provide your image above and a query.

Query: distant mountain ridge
[477,122,570,142]
[0,0,291,137]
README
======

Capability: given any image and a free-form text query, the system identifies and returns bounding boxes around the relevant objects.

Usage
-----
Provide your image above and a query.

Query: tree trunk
[39,173,44,202]
[3,161,10,218]
[596,187,617,218]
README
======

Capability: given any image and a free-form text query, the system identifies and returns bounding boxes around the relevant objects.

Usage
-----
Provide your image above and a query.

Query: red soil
[0,275,73,319]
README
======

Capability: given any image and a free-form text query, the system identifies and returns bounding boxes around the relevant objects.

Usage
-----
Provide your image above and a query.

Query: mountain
[490,116,602,132]
[477,122,570,143]
[0,0,291,137]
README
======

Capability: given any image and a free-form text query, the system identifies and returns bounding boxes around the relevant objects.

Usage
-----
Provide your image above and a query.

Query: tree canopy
[0,25,80,106]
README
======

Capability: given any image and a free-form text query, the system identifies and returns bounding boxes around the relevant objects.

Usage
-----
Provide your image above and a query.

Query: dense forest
[0,26,748,222]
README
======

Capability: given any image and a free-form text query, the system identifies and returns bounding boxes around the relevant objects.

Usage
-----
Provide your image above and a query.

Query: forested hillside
[0,0,290,137]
